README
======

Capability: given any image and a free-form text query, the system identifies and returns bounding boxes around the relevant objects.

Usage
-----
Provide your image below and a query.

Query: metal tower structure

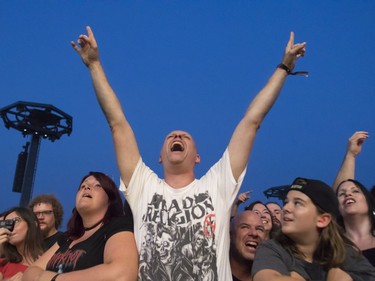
[263,184,290,201]
[1,101,72,206]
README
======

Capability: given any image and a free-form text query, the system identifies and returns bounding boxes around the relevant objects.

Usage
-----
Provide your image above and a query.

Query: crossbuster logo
[203,213,216,238]
[139,191,218,281]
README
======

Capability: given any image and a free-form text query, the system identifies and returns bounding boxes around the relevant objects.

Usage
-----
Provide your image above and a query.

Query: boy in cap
[252,177,375,281]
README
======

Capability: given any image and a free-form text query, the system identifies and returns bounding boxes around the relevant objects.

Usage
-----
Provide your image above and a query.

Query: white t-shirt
[120,148,246,281]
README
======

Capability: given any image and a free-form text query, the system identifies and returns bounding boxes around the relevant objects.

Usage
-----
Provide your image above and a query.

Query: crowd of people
[0,26,374,281]
[1,172,138,281]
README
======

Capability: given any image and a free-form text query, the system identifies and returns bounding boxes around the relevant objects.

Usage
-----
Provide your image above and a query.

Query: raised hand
[71,26,100,67]
[333,131,369,191]
[236,190,252,205]
[0,227,11,245]
[347,131,369,158]
[281,31,306,71]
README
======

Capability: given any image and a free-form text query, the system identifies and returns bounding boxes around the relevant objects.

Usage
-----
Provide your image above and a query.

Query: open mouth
[159,251,168,259]
[245,241,258,249]
[344,198,355,206]
[83,193,92,198]
[170,141,184,152]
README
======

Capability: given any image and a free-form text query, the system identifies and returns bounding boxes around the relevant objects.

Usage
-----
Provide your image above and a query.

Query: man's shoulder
[258,239,290,258]
[231,274,242,281]
[47,230,64,239]
[44,231,64,249]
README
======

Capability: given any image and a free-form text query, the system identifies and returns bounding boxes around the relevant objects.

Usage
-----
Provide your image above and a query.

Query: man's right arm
[71,26,140,186]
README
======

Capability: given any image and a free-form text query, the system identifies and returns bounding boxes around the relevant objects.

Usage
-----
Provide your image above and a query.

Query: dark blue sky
[1,2,374,229]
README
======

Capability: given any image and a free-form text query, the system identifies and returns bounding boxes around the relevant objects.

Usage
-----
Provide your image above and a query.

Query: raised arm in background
[332,131,369,192]
[230,190,252,218]
[227,32,306,181]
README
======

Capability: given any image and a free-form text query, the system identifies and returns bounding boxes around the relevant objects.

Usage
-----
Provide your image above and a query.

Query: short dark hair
[29,194,64,229]
[266,201,281,208]
[245,200,264,211]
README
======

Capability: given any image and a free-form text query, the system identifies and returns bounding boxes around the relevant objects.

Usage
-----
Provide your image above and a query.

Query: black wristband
[277,63,292,74]
[51,273,60,281]
[277,63,309,77]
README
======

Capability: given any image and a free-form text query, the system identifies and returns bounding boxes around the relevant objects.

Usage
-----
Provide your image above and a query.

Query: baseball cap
[289,177,339,217]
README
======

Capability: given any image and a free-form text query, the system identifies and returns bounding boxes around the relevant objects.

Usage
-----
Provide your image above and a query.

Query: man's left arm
[228,32,306,181]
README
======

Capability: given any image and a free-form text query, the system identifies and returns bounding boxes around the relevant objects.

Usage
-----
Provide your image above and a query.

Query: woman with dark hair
[23,172,138,281]
[333,131,375,266]
[336,179,375,266]
[252,178,375,281]
[0,207,44,280]
[245,201,277,239]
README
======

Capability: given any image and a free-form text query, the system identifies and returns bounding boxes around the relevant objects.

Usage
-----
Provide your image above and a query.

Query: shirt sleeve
[341,246,375,281]
[203,148,246,209]
[119,158,159,214]
[252,240,291,278]
[105,215,134,241]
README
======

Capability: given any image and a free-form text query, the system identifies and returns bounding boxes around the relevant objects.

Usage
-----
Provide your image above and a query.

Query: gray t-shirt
[252,239,375,281]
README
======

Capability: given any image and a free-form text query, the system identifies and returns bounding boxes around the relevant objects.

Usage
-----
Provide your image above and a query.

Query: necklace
[83,219,103,231]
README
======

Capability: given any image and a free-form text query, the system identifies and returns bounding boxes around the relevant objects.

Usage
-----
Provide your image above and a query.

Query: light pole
[263,185,290,201]
[1,101,72,206]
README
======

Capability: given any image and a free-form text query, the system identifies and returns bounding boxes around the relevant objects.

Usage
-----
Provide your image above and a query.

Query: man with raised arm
[71,26,306,281]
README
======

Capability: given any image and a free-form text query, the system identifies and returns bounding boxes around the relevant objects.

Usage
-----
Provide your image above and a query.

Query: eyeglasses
[34,210,54,217]
[11,217,23,224]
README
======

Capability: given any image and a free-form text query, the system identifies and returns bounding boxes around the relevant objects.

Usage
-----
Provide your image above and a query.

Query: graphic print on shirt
[138,191,218,281]
[47,249,86,272]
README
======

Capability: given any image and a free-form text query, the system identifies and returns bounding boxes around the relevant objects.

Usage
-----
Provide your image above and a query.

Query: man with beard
[230,211,266,281]
[29,194,64,250]
[266,202,282,228]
